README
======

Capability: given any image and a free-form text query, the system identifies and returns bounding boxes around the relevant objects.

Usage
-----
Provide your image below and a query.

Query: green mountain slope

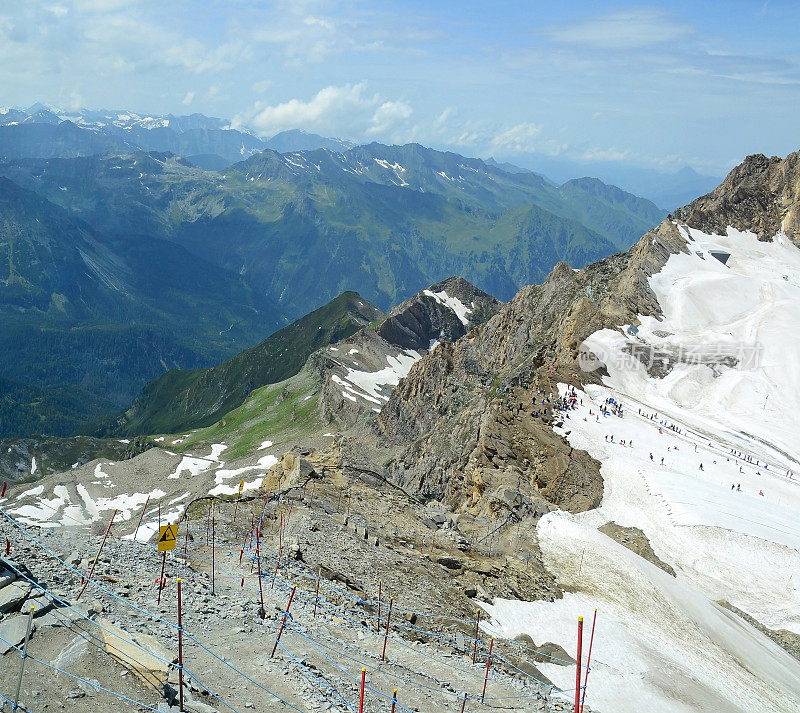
[0,177,286,437]
[0,144,663,317]
[101,291,383,437]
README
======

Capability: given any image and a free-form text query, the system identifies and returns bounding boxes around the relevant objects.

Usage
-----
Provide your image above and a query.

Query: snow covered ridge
[3,441,278,537]
[422,289,474,326]
[329,349,422,410]
[482,225,800,713]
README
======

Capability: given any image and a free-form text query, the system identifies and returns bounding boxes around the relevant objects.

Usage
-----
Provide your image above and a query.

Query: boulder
[0,613,35,654]
[0,580,32,613]
[99,618,175,687]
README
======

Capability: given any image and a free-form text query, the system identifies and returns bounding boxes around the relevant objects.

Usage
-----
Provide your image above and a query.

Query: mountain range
[0,104,668,438]
[3,148,799,713]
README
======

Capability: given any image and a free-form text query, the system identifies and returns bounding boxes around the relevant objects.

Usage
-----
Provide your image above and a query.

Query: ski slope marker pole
[177,578,185,712]
[77,508,116,601]
[390,688,398,713]
[580,609,597,713]
[358,668,366,713]
[271,584,297,658]
[381,596,394,661]
[481,636,494,703]
[574,616,584,713]
[460,692,467,713]
[133,495,149,542]
[1,481,7,498]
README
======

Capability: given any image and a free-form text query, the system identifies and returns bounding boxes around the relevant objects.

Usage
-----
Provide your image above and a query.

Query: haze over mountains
[0,104,716,209]
[0,103,669,438]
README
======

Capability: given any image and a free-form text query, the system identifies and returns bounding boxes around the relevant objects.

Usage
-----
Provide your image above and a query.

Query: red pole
[460,692,467,713]
[76,509,117,601]
[377,579,382,631]
[574,616,584,713]
[4,539,9,556]
[157,552,167,605]
[580,610,597,713]
[390,688,397,713]
[255,530,265,619]
[133,495,150,542]
[177,577,185,712]
[270,584,297,657]
[314,574,320,618]
[381,596,394,661]
[472,610,481,664]
[1,481,7,497]
[358,668,366,713]
[481,637,494,703]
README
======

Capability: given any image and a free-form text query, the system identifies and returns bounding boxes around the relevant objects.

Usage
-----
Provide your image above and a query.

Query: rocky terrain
[0,440,588,713]
[314,277,501,425]
[3,150,800,712]
[675,150,800,243]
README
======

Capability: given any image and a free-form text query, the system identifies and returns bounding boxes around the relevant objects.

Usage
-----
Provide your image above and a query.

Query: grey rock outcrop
[674,150,800,243]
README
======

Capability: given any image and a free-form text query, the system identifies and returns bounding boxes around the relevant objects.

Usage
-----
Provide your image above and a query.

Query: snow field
[484,226,800,713]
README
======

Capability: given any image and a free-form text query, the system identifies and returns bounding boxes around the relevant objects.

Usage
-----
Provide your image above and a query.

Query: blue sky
[2,1,799,175]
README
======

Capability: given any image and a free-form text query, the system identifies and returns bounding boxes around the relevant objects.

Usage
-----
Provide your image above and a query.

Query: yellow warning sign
[238,479,245,493]
[158,524,178,552]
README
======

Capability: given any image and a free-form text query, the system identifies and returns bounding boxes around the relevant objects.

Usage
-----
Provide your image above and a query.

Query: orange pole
[574,616,584,713]
[390,688,397,713]
[358,668,366,713]
[580,610,597,713]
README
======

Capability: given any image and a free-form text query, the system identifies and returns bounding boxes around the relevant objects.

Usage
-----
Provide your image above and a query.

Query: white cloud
[182,91,195,105]
[547,9,694,50]
[490,122,542,152]
[367,100,412,135]
[236,82,414,140]
[253,79,272,94]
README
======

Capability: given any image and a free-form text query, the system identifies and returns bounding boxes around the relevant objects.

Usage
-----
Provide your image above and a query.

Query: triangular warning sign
[158,524,177,551]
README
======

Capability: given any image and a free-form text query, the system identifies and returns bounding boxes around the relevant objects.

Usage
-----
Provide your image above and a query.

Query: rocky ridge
[674,150,800,243]
[313,277,501,425]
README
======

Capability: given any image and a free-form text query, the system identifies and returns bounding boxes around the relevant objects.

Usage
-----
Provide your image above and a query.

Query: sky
[1,0,799,177]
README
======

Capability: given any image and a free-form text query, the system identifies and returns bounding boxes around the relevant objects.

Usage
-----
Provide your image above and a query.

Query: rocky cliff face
[313,276,501,425]
[374,218,690,518]
[674,151,800,243]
